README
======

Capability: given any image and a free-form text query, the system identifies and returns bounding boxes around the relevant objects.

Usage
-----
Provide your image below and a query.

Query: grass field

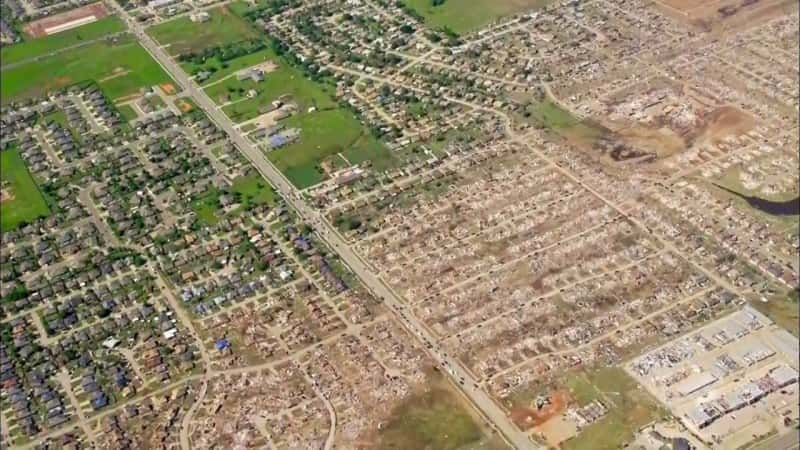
[752,293,799,336]
[2,35,173,103]
[117,104,138,121]
[206,49,336,118]
[562,368,668,450]
[378,372,486,450]
[146,6,258,56]
[525,98,605,138]
[192,189,221,225]
[199,41,396,188]
[230,174,276,207]
[402,0,551,34]
[195,48,274,85]
[269,110,394,188]
[0,16,126,65]
[1,148,51,231]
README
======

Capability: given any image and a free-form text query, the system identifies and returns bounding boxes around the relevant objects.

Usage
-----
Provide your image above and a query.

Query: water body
[715,185,800,216]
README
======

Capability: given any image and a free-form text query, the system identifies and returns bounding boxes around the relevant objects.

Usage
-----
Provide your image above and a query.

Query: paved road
[54,370,94,445]
[108,2,537,449]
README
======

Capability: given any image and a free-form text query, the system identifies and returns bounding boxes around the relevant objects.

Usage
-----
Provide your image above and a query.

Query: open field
[401,0,551,33]
[1,148,51,231]
[561,368,668,450]
[269,109,394,188]
[117,103,138,121]
[752,293,800,337]
[230,174,277,207]
[200,49,395,188]
[207,49,336,116]
[522,98,606,143]
[1,16,125,65]
[192,189,222,225]
[194,48,274,85]
[146,6,258,56]
[2,35,173,103]
[377,371,488,450]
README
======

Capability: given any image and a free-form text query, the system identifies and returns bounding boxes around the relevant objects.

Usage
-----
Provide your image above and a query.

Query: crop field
[269,110,394,189]
[146,6,258,56]
[402,0,551,34]
[1,148,51,231]
[2,34,173,103]
[1,16,126,65]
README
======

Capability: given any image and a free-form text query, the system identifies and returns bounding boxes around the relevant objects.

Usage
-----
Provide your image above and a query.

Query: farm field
[402,0,551,34]
[1,16,126,65]
[146,5,258,56]
[1,148,51,231]
[268,109,394,189]
[2,34,174,103]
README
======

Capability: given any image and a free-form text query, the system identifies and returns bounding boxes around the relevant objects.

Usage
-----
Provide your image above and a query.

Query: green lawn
[231,174,276,207]
[402,0,551,34]
[562,368,668,450]
[1,17,126,65]
[146,6,258,56]
[192,190,221,225]
[378,376,484,450]
[522,98,607,143]
[2,34,173,103]
[269,109,394,189]
[1,148,51,231]
[117,104,138,121]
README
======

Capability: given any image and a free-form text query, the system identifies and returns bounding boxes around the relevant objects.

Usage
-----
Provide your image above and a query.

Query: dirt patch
[219,5,231,15]
[616,125,686,158]
[534,413,579,448]
[24,2,109,38]
[160,83,177,95]
[510,390,571,430]
[177,99,194,113]
[701,105,756,141]
[98,69,131,83]
[43,76,74,92]
[0,188,15,203]
[655,0,795,30]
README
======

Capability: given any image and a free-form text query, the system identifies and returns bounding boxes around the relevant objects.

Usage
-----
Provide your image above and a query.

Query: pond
[716,185,799,216]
